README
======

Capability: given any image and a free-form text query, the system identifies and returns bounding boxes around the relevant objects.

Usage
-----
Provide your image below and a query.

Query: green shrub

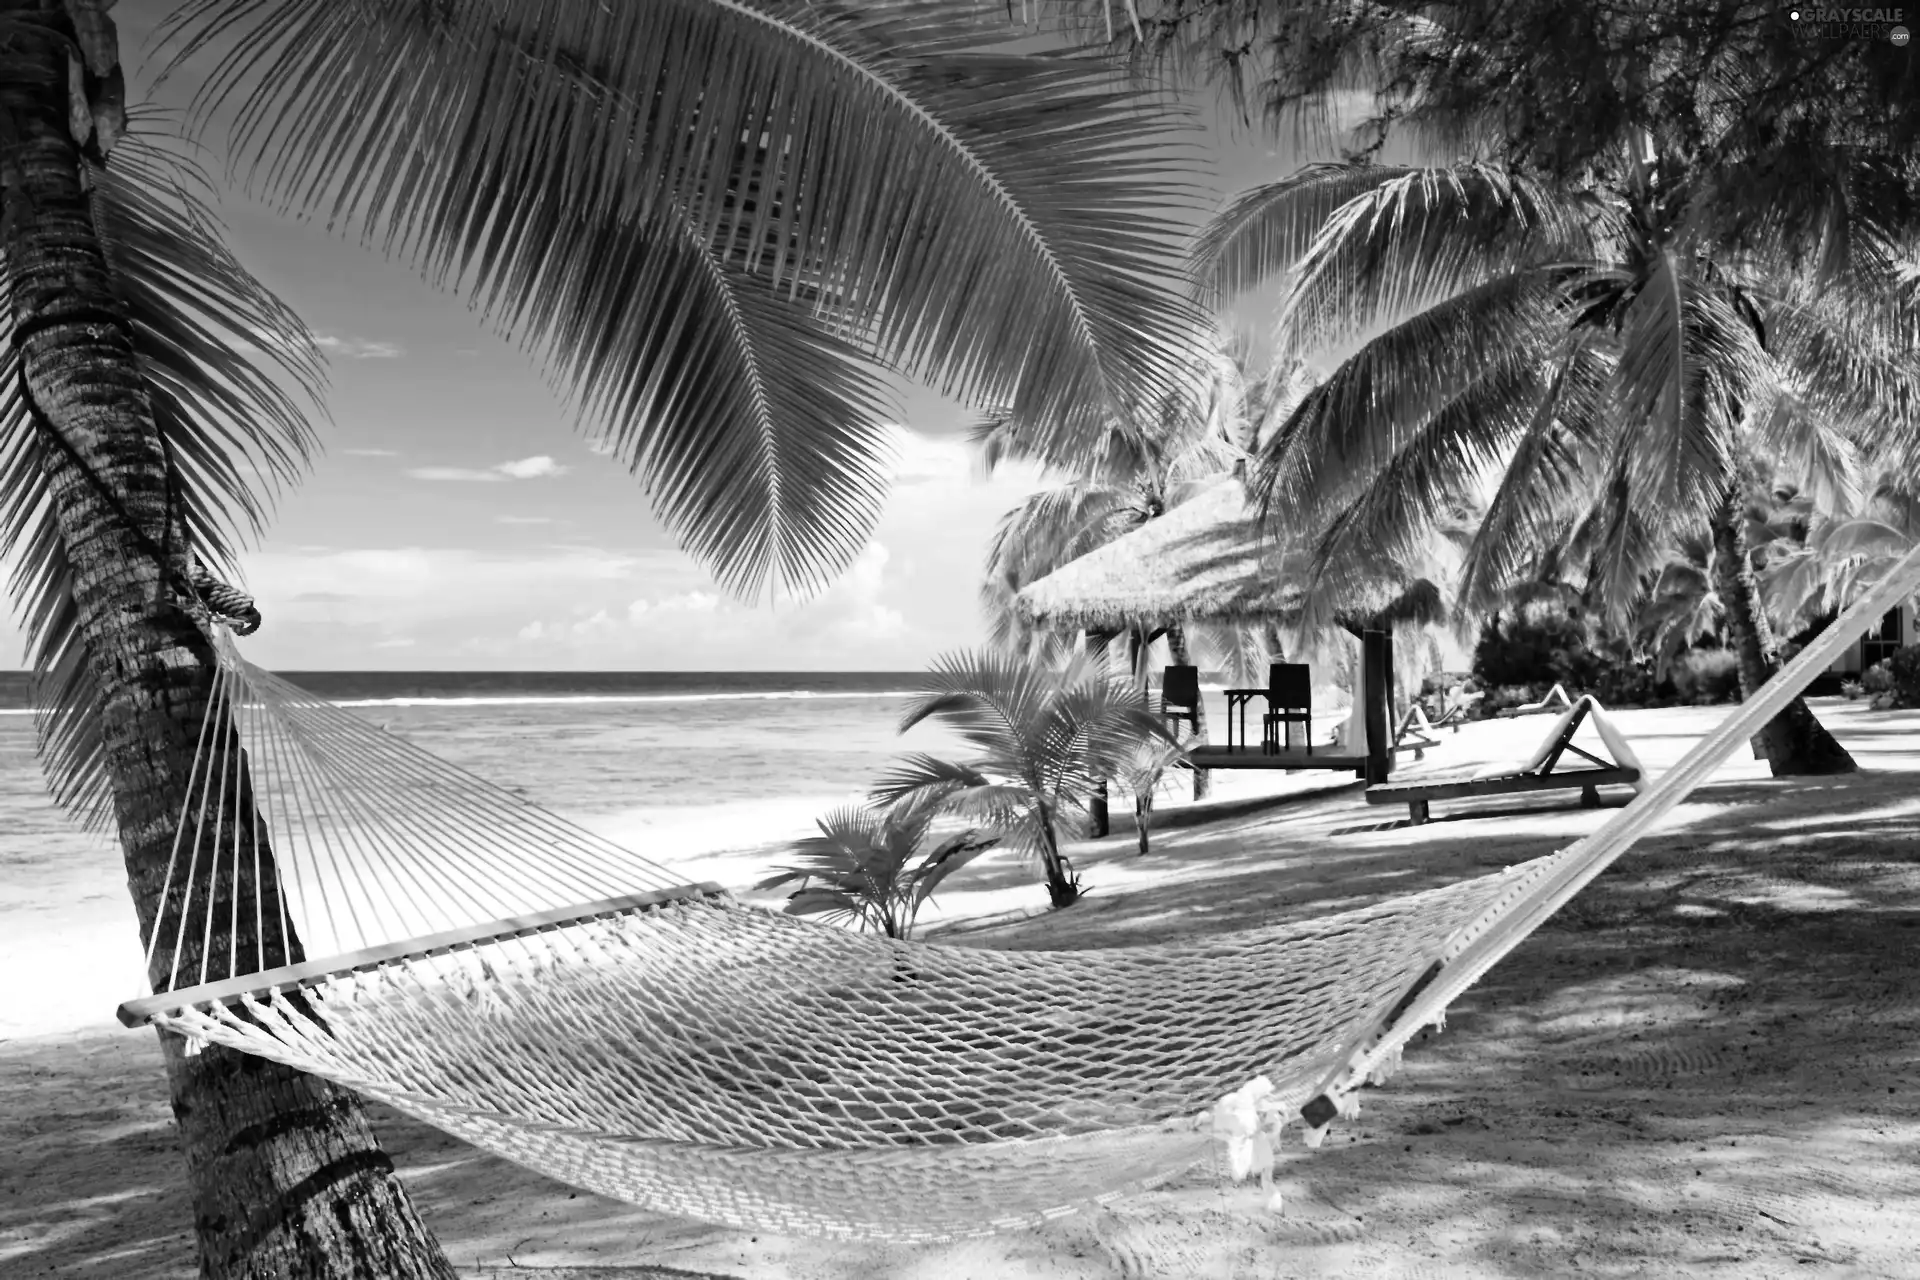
[1886,647,1920,708]
[1862,661,1894,695]
[1473,610,1594,688]
[1472,605,1666,706]
[1671,649,1741,704]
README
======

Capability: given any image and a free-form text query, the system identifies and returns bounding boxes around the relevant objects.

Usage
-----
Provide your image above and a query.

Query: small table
[1223,689,1270,753]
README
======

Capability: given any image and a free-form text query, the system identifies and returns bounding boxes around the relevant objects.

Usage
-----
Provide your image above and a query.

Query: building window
[1863,607,1904,669]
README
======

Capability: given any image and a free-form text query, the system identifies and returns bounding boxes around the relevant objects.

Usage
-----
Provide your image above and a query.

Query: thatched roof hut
[1014,478,1300,631]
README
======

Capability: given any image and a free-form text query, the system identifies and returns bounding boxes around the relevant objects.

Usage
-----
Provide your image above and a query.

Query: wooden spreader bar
[118,881,727,1027]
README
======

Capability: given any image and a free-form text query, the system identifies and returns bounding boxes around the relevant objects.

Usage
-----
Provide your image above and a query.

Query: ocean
[0,670,974,1039]
[0,669,969,841]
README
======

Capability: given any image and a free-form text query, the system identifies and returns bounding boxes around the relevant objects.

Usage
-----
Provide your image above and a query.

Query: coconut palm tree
[1198,142,1920,776]
[871,647,1175,908]
[0,2,1210,1272]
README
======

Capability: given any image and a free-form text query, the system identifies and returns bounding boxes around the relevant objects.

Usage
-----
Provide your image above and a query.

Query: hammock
[117,546,1920,1242]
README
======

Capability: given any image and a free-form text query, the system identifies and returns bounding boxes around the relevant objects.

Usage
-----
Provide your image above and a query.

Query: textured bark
[2,9,456,1276]
[1035,799,1081,908]
[1134,793,1152,856]
[1709,494,1856,777]
[1165,621,1210,799]
[1082,629,1110,837]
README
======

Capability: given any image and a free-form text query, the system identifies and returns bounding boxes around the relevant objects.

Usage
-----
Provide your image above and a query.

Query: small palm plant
[1109,734,1196,856]
[755,799,997,941]
[873,649,1176,909]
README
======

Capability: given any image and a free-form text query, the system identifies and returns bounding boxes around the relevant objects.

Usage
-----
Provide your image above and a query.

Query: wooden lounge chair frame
[1366,695,1645,825]
[1391,704,1441,761]
[1494,682,1573,719]
[1428,687,1481,733]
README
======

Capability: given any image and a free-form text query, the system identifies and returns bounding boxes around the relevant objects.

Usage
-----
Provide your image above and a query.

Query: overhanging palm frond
[1189,162,1424,303]
[0,121,323,829]
[1275,164,1609,363]
[1453,346,1614,615]
[160,0,1214,596]
[1757,288,1920,468]
[1693,138,1920,291]
[1746,386,1862,517]
[1251,271,1566,522]
[1609,266,1758,520]
[544,206,898,598]
[1303,350,1556,598]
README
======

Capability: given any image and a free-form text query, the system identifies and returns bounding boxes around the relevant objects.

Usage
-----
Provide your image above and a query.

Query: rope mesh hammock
[118,544,1920,1241]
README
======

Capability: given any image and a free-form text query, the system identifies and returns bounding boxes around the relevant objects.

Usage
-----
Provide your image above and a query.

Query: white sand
[6,697,1920,1277]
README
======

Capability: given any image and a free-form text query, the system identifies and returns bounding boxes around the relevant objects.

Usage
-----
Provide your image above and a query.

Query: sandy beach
[5,697,1920,1278]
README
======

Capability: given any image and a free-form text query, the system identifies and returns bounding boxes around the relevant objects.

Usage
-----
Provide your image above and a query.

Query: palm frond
[1251,271,1567,523]
[1190,162,1422,302]
[1693,140,1920,291]
[1275,164,1608,364]
[1610,267,1759,521]
[1304,350,1556,600]
[1452,347,1613,614]
[159,0,1215,594]
[0,119,323,829]
[1757,288,1920,466]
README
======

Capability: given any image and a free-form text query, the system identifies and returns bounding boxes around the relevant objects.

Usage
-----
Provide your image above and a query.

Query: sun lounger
[1365,695,1646,825]
[1429,686,1481,733]
[1494,682,1574,718]
[1391,704,1441,761]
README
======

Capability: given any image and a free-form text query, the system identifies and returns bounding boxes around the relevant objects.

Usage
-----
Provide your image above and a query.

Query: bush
[1473,609,1595,689]
[1671,649,1741,704]
[1886,647,1920,709]
[1472,604,1665,706]
[1591,660,1671,708]
[1862,661,1894,695]
[1478,683,1545,716]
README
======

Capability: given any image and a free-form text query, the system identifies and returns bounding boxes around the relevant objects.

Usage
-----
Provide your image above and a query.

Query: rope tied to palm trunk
[10,306,262,634]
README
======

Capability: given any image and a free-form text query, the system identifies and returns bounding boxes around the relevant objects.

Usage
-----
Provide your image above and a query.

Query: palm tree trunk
[1134,792,1152,856]
[1165,621,1211,799]
[1709,494,1855,777]
[1033,801,1081,907]
[2,16,455,1277]
[1082,629,1111,837]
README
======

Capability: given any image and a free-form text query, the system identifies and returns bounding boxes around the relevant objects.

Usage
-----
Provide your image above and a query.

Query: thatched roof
[1014,478,1300,631]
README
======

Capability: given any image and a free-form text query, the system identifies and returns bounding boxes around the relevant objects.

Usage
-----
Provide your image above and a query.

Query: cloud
[462,540,909,668]
[495,456,566,479]
[882,424,1045,490]
[341,448,399,458]
[406,455,570,483]
[316,333,405,360]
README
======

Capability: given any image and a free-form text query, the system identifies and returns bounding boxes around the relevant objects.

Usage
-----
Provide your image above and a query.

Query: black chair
[1159,664,1201,737]
[1263,662,1312,755]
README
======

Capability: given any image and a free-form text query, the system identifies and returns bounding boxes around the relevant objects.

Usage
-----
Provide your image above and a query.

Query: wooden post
[1084,629,1112,837]
[1363,629,1392,785]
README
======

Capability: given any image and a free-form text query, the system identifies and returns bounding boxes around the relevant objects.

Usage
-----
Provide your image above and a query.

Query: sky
[0,4,1324,672]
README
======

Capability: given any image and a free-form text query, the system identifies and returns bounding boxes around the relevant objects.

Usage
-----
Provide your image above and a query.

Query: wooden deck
[1187,746,1369,772]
